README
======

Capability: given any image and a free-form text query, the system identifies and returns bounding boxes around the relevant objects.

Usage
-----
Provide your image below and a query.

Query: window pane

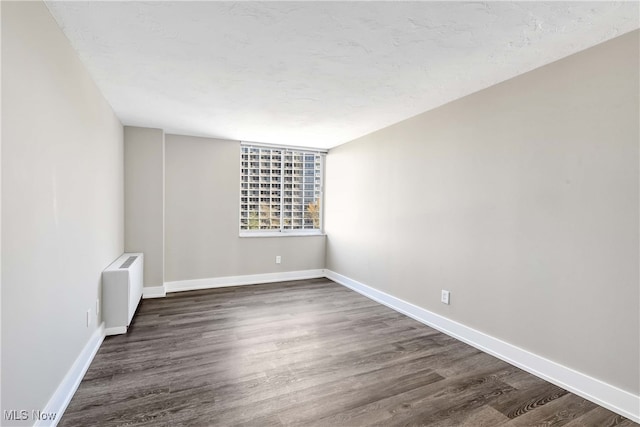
[240,145,323,232]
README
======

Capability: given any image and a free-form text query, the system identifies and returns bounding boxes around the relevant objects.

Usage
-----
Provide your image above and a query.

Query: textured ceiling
[45,1,639,149]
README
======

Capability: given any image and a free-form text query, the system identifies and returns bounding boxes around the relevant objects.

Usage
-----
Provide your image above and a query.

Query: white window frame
[239,142,326,237]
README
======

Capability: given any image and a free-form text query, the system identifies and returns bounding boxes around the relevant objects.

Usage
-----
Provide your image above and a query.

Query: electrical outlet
[441,290,450,305]
[275,256,282,264]
[86,309,91,327]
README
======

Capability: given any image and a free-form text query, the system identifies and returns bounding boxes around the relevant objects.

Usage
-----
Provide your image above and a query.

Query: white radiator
[102,253,144,335]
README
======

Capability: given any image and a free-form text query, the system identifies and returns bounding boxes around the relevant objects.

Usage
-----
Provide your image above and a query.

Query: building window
[240,143,324,234]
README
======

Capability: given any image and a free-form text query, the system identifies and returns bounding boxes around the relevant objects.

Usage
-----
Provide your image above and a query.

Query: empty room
[2,1,639,426]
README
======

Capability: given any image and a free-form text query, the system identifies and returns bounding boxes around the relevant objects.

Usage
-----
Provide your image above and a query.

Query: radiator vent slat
[119,256,137,269]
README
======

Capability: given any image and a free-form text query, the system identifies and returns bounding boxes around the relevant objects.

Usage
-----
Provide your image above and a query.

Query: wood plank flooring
[60,278,637,426]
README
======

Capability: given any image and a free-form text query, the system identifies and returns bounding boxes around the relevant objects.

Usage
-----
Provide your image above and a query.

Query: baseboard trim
[165,269,325,293]
[35,323,106,427]
[324,269,640,423]
[142,285,166,299]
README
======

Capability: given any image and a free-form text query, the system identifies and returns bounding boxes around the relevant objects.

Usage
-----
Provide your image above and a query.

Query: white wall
[165,134,325,282]
[1,2,124,424]
[325,30,639,395]
[124,127,164,288]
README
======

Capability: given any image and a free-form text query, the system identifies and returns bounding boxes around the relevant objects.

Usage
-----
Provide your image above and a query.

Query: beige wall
[124,127,165,288]
[165,134,325,282]
[2,1,124,422]
[325,30,639,394]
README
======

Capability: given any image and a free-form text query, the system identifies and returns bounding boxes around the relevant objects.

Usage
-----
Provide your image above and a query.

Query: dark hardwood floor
[61,278,637,426]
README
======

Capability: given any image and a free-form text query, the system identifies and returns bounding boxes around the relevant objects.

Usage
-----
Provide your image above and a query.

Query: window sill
[239,231,326,238]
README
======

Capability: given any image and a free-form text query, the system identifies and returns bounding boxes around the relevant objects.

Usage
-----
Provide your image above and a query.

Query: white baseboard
[35,323,106,427]
[324,269,640,423]
[164,269,325,293]
[142,285,166,299]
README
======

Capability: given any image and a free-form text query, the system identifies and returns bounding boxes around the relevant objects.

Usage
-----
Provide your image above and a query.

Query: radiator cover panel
[102,253,144,335]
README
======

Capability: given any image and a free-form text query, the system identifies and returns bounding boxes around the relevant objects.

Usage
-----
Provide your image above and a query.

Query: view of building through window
[240,145,323,232]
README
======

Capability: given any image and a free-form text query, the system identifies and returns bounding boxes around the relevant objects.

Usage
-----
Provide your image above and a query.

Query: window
[240,143,324,234]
